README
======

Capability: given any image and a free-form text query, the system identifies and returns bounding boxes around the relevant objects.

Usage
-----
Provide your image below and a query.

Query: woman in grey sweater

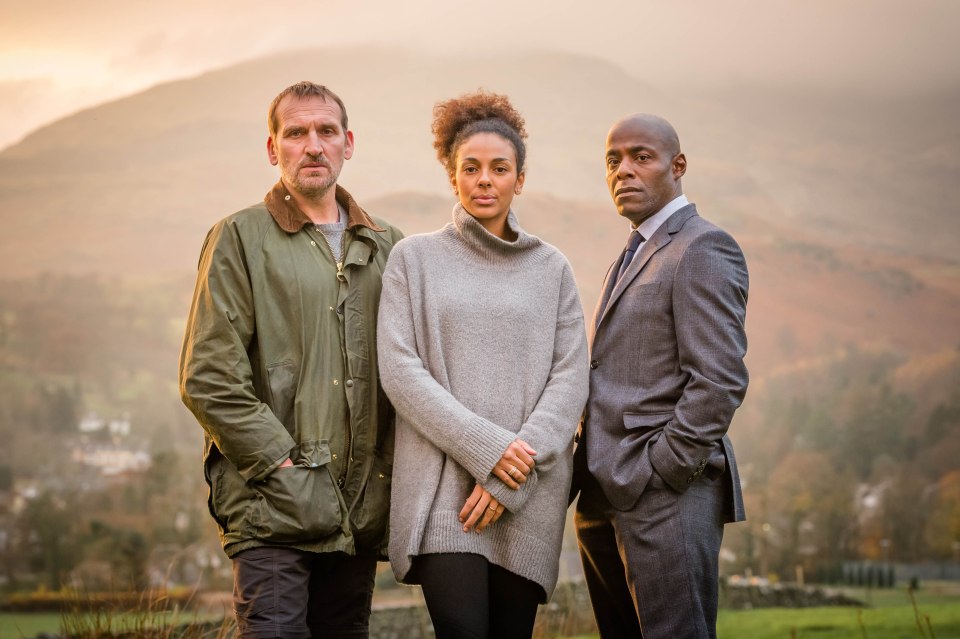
[377,91,590,638]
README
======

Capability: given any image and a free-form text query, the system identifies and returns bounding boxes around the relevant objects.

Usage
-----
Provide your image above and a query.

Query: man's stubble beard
[293,173,338,199]
[286,160,342,200]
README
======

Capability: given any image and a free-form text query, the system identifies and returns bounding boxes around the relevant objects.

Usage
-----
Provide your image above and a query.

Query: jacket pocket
[351,456,392,539]
[633,281,661,296]
[251,441,343,543]
[623,411,673,431]
[266,361,297,429]
[209,453,259,536]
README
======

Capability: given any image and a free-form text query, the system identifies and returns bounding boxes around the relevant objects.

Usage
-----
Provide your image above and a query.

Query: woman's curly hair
[432,91,527,177]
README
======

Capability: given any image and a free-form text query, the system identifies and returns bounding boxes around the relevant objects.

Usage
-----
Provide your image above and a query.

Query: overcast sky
[1,0,957,150]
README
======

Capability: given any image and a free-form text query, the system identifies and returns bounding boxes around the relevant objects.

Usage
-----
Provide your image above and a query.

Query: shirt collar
[264,181,385,234]
[633,194,689,239]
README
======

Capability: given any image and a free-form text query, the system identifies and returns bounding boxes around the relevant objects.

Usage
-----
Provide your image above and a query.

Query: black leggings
[413,553,543,639]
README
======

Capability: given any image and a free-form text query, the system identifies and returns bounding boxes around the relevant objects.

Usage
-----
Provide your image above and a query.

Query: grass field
[714,584,960,639]
[0,612,60,639]
[716,603,959,638]
[2,583,958,639]
[568,584,960,639]
[0,610,225,639]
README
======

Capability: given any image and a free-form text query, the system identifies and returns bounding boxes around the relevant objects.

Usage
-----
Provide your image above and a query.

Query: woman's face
[452,132,524,236]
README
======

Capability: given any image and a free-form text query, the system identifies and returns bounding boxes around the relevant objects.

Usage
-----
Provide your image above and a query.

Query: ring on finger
[487,505,497,512]
[508,466,519,479]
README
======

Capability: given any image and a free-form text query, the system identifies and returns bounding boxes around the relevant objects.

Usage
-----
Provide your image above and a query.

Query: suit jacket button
[590,359,599,369]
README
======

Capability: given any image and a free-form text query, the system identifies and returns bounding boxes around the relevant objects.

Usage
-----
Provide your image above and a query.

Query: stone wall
[720,583,864,610]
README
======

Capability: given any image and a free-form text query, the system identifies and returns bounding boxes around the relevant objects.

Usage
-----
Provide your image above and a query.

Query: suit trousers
[575,470,725,639]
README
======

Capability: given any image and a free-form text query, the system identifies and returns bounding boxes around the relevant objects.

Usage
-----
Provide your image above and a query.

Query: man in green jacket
[179,81,403,639]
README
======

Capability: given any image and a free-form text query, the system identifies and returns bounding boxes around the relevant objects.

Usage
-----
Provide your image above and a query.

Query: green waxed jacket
[179,182,403,558]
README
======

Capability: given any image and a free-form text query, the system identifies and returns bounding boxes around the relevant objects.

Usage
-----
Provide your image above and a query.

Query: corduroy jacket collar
[264,180,385,234]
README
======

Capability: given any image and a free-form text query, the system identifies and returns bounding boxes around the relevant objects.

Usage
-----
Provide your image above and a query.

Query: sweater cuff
[458,416,517,482]
[483,470,537,513]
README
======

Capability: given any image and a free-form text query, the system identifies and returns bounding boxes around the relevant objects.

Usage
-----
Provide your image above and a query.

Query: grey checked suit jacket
[581,203,748,521]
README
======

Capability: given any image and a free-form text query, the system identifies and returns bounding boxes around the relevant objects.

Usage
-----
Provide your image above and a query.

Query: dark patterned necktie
[616,231,645,282]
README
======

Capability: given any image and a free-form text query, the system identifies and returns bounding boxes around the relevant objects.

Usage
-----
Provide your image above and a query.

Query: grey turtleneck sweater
[377,204,589,600]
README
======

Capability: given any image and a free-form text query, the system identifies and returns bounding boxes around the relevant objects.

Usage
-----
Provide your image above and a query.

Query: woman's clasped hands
[459,438,536,534]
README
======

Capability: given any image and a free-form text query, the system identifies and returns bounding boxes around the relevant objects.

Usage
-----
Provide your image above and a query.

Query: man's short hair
[268,82,349,137]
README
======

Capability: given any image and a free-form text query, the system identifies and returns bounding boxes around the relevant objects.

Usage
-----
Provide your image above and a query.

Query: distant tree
[114,530,149,590]
[924,470,960,558]
[19,492,80,590]
[836,384,914,479]
[0,465,12,491]
[143,450,178,501]
[878,465,933,562]
[79,521,150,590]
[41,383,80,433]
[764,450,858,578]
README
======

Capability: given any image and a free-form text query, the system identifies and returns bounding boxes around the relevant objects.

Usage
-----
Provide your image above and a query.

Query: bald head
[604,113,686,226]
[608,113,681,157]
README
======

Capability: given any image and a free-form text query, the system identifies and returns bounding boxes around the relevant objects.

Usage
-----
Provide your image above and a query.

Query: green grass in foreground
[717,603,959,638]
[0,610,226,639]
[0,612,61,639]
[571,584,960,639]
[569,603,960,639]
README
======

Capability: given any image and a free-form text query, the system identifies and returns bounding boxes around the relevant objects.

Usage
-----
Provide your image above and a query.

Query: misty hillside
[1,46,958,279]
[0,44,957,399]
[0,46,958,377]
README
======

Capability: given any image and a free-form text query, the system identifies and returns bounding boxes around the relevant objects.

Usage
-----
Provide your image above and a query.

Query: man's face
[604,119,685,226]
[267,95,354,200]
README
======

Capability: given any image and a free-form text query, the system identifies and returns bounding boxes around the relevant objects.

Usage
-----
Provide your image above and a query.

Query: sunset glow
[1,0,957,150]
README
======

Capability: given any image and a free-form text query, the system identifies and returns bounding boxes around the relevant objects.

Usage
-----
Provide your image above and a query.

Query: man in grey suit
[572,113,749,638]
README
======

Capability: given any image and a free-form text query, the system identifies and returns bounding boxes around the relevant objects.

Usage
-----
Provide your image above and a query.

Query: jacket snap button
[345,379,354,388]
[590,360,599,369]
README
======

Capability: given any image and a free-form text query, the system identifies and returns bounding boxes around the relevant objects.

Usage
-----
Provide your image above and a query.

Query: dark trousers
[412,552,543,639]
[575,471,725,639]
[232,546,377,639]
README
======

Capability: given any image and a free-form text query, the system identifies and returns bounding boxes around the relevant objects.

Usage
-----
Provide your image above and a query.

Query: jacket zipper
[316,231,346,281]
[315,228,350,487]
[339,422,352,489]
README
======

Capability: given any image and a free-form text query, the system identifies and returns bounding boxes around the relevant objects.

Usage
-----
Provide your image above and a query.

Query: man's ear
[673,153,687,179]
[343,130,355,160]
[267,136,278,166]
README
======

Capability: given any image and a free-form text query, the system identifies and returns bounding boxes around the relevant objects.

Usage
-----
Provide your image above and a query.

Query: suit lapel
[594,204,699,332]
[592,261,619,335]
